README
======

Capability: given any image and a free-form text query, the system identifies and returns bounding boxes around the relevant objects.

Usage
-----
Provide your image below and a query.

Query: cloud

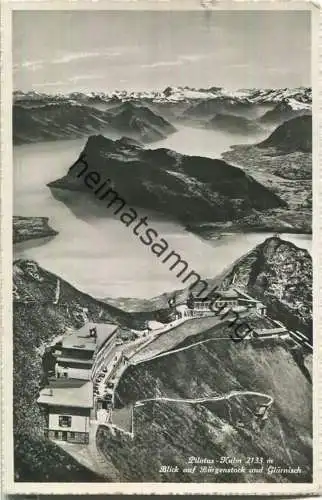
[68,74,105,83]
[140,60,184,69]
[13,47,124,72]
[33,81,69,88]
[52,49,121,64]
[13,59,44,71]
[180,54,207,63]
[140,53,208,69]
[229,63,251,69]
[31,73,107,90]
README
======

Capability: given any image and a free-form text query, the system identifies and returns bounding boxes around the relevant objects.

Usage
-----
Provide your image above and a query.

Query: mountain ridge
[13,100,176,145]
[103,236,312,343]
[259,115,312,154]
[14,86,312,105]
[221,236,312,340]
[47,134,287,227]
[260,99,311,125]
[13,235,312,481]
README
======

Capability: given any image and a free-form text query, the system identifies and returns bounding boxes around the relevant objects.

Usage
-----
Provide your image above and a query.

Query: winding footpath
[108,390,274,439]
[134,390,274,408]
[56,318,274,478]
[58,388,274,479]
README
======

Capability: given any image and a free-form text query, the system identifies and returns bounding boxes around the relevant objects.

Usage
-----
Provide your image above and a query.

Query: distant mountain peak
[13,96,176,145]
[259,97,311,125]
[107,101,176,142]
[259,114,312,153]
[14,86,311,107]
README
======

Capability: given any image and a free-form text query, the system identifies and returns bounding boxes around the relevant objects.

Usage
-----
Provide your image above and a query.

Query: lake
[13,126,312,299]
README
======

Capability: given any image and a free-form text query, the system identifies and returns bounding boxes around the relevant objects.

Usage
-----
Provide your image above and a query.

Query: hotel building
[38,322,118,444]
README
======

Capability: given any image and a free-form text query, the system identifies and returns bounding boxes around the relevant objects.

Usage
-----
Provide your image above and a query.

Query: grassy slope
[14,303,102,481]
[13,239,312,482]
[14,257,186,481]
[97,326,312,482]
[13,259,139,482]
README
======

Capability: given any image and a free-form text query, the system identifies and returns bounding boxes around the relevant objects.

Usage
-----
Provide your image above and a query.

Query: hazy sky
[13,10,311,93]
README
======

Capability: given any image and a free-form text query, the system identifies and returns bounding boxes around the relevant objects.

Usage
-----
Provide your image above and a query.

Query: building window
[59,415,72,427]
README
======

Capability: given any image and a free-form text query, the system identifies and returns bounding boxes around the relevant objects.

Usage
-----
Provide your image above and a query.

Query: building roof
[37,380,93,408]
[47,377,86,388]
[193,289,238,302]
[56,356,93,365]
[61,322,117,352]
[193,297,212,303]
[193,299,213,305]
[95,323,118,349]
[62,332,96,352]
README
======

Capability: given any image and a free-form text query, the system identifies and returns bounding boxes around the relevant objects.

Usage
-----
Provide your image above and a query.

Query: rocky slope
[259,115,312,154]
[221,237,312,341]
[13,216,58,244]
[246,87,311,104]
[13,101,176,145]
[105,236,312,345]
[13,86,311,141]
[13,259,151,329]
[224,115,312,179]
[104,236,312,348]
[182,96,259,120]
[96,329,312,482]
[218,115,312,236]
[13,259,111,481]
[14,234,312,481]
[13,102,112,144]
[259,99,311,126]
[47,134,286,228]
[106,101,176,142]
[13,259,156,481]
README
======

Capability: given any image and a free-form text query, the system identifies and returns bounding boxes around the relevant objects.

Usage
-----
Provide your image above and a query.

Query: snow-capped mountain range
[13,86,311,145]
[14,85,311,107]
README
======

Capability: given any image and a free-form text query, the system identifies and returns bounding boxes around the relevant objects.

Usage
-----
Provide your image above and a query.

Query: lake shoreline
[13,133,312,300]
[190,225,312,241]
[13,215,59,244]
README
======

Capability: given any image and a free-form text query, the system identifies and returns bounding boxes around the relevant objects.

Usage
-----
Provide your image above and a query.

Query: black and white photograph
[5,3,317,493]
